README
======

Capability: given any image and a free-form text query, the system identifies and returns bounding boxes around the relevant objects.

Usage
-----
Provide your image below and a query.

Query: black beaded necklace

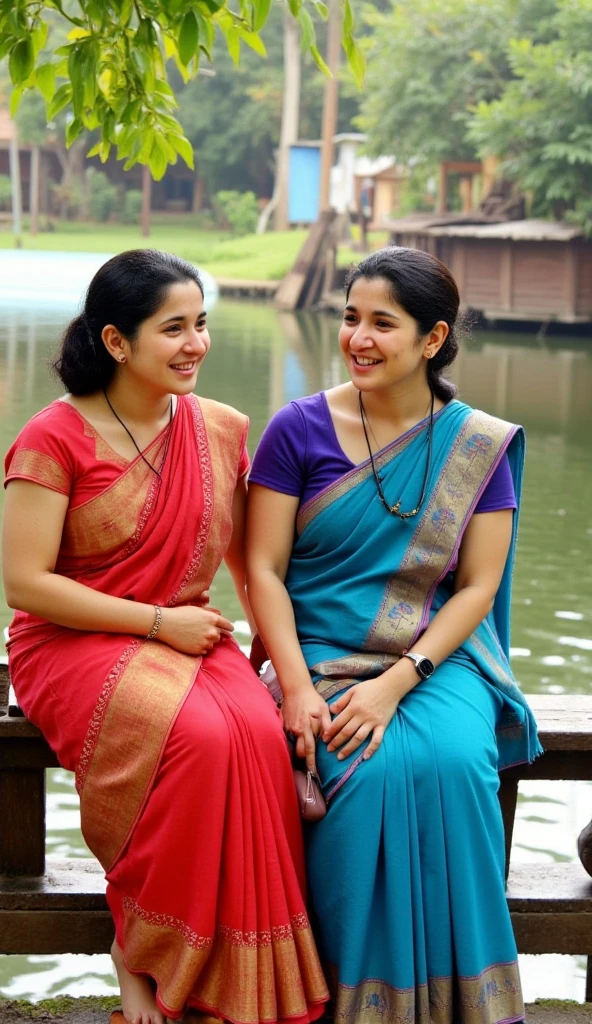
[358,389,434,519]
[103,389,172,479]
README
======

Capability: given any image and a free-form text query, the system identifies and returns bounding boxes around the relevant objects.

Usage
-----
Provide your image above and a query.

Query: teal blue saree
[285,399,541,1024]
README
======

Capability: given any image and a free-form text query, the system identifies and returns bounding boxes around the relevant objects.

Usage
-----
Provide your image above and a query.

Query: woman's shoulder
[10,399,81,446]
[446,400,521,439]
[192,393,248,431]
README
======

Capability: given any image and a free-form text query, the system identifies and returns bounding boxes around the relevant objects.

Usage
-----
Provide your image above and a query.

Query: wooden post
[319,0,341,211]
[437,162,448,216]
[9,130,22,246]
[141,165,152,238]
[498,775,519,881]
[274,15,301,232]
[30,145,40,236]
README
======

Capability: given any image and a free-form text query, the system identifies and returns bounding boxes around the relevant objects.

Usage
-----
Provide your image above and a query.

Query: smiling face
[113,279,210,397]
[339,276,446,397]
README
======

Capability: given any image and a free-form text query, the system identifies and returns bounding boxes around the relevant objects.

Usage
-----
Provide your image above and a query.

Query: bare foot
[111,939,165,1024]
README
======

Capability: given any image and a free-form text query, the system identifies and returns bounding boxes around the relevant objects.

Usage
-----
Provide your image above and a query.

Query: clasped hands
[157,604,234,656]
[282,674,403,772]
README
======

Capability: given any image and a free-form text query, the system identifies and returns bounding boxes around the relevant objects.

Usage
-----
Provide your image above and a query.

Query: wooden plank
[0,858,106,910]
[504,751,592,782]
[512,913,592,955]
[507,862,592,911]
[0,737,59,769]
[0,767,46,875]
[0,910,113,954]
[498,775,518,879]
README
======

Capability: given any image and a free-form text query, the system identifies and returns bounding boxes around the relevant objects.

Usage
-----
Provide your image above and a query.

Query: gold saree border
[329,960,523,1024]
[122,897,329,1021]
[6,447,70,494]
[365,410,515,656]
[296,427,420,537]
[312,653,399,702]
[63,432,168,560]
[78,642,199,871]
[172,396,247,605]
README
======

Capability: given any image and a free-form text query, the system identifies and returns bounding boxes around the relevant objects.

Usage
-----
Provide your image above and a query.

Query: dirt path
[2,1001,592,1024]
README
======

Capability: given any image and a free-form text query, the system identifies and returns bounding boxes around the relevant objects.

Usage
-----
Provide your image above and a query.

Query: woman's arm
[224,474,257,636]
[246,483,331,769]
[325,509,514,760]
[2,480,232,654]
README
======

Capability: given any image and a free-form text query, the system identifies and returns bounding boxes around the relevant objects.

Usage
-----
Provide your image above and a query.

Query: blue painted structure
[288,145,321,225]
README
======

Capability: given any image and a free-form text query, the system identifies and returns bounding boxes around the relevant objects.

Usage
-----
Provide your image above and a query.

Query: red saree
[4,395,328,1023]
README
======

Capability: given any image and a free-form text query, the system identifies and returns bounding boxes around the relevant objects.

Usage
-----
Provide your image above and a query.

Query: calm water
[0,296,591,1003]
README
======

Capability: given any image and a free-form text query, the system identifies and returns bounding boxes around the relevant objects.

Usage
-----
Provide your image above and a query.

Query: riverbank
[0,217,378,287]
[2,998,592,1023]
[0,219,308,283]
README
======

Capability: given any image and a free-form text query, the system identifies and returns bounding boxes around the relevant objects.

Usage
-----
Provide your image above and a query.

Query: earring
[119,356,126,363]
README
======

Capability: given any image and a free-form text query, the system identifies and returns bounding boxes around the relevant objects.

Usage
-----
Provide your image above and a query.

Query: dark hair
[345,246,462,402]
[54,249,204,395]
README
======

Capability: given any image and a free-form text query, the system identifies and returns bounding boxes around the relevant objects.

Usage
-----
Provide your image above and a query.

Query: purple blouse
[250,393,517,513]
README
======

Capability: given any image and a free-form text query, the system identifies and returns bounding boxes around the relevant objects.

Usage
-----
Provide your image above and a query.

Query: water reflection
[0,300,591,1003]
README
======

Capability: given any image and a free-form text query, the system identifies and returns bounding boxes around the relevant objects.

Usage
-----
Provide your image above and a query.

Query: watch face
[418,657,435,679]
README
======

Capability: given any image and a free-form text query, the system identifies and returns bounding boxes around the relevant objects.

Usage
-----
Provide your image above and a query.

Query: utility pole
[319,0,341,211]
[9,128,22,247]
[141,164,151,238]
[30,145,40,236]
[274,15,301,232]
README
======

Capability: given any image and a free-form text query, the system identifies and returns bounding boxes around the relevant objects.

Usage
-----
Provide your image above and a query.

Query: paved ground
[2,1002,592,1024]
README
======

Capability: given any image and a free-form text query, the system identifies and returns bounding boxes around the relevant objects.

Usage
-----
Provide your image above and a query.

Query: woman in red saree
[2,250,328,1024]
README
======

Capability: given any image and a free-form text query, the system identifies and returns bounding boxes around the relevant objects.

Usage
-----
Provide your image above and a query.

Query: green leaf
[47,82,73,121]
[9,37,34,85]
[65,116,82,147]
[238,26,266,57]
[288,0,302,16]
[195,8,216,60]
[9,85,23,117]
[225,26,241,65]
[149,135,168,180]
[86,141,102,157]
[252,0,272,32]
[67,47,87,116]
[342,0,354,38]
[169,133,194,169]
[35,62,56,103]
[343,36,365,89]
[299,9,316,52]
[313,1,329,21]
[310,44,330,76]
[178,10,199,66]
[31,19,49,57]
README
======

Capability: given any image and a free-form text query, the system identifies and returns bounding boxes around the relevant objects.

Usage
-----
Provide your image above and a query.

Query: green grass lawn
[0,217,309,281]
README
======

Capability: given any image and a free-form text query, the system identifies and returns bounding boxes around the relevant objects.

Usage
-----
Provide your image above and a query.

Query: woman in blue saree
[246,247,541,1024]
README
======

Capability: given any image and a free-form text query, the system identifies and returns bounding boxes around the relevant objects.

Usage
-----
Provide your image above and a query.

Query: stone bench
[2,662,592,994]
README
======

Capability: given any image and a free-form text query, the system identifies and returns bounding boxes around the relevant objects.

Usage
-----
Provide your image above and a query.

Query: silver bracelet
[146,605,162,640]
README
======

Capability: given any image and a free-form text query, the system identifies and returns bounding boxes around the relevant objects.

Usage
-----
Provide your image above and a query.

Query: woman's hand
[324,676,403,762]
[158,606,234,656]
[281,687,332,773]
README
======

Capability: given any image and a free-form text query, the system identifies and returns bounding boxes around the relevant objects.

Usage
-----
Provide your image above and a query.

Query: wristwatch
[401,652,435,680]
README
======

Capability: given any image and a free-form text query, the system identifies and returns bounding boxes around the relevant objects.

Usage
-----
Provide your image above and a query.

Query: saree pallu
[285,400,542,1024]
[5,394,328,1023]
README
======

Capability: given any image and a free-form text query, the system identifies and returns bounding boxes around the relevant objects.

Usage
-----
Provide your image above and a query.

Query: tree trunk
[273,15,301,232]
[30,145,40,235]
[319,0,341,212]
[141,165,151,237]
[9,130,22,246]
[54,137,88,219]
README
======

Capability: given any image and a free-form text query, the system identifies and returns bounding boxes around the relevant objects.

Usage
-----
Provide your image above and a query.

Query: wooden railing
[1,662,592,995]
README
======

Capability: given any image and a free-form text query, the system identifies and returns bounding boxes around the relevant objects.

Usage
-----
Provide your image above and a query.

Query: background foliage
[0,0,364,179]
